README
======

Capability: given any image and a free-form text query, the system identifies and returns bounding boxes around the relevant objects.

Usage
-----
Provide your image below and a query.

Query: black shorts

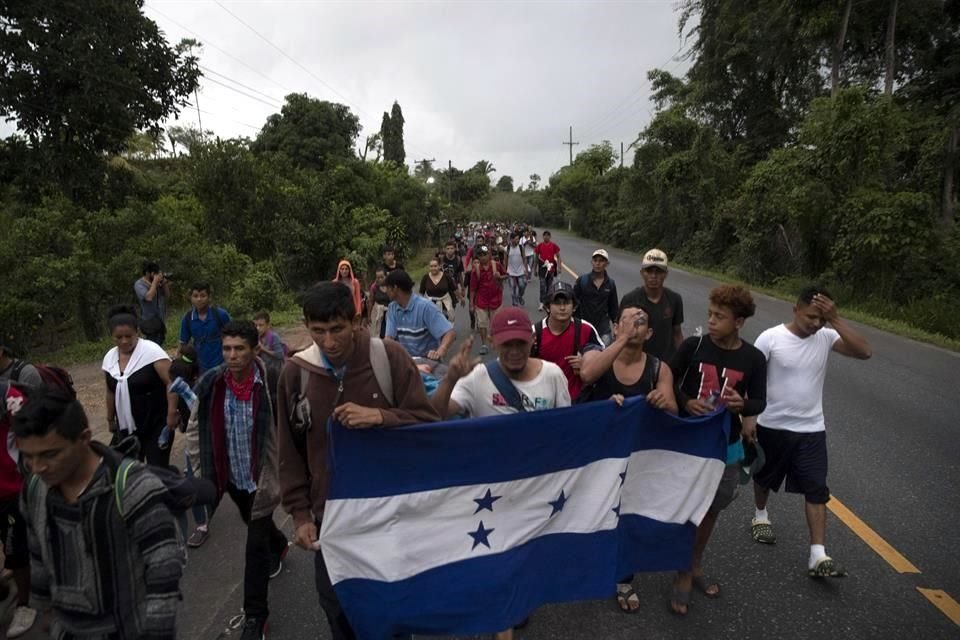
[754,426,830,504]
[0,498,29,570]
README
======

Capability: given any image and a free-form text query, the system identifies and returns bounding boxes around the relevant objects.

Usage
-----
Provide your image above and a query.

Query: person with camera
[135,261,171,346]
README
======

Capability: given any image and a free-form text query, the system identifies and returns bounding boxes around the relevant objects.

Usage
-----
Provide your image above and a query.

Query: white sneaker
[7,606,37,638]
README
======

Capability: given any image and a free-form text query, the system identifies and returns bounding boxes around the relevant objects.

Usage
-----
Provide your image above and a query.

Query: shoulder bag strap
[484,361,527,413]
[368,338,394,407]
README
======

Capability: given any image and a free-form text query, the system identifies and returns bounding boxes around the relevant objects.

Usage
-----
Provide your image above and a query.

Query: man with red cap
[433,307,570,417]
[430,307,570,639]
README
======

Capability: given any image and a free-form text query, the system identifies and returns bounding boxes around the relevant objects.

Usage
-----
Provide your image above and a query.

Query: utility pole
[447,160,453,202]
[414,157,435,178]
[620,141,624,169]
[194,88,204,141]
[562,125,579,165]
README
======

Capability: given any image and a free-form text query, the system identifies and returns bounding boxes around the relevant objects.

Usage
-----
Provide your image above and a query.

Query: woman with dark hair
[101,305,179,467]
[419,257,457,322]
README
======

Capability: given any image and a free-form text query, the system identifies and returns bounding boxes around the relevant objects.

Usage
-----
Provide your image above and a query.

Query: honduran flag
[319,396,728,638]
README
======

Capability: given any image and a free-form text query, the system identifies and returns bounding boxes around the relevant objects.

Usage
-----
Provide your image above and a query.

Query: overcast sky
[9,1,692,185]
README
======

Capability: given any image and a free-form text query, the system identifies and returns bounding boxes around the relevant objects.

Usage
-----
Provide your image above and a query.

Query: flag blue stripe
[327,396,728,500]
[334,514,693,637]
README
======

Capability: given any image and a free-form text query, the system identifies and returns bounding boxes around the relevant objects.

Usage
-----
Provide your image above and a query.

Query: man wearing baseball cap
[432,307,570,420]
[430,307,571,639]
[533,281,603,402]
[574,249,619,346]
[618,248,684,361]
[468,245,507,356]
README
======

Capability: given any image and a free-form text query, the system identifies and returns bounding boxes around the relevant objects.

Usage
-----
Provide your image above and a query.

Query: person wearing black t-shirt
[618,248,684,361]
[581,302,678,614]
[381,245,404,275]
[667,285,767,616]
[440,241,465,308]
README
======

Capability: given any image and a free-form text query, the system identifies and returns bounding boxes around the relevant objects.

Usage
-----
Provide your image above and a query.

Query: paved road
[170,230,959,639]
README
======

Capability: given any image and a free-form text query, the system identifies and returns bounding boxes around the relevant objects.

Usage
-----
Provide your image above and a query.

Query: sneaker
[269,541,291,579]
[7,606,37,638]
[479,344,489,355]
[187,527,209,548]
[239,616,268,640]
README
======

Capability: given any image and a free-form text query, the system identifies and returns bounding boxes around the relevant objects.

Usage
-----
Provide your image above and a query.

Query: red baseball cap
[491,307,533,345]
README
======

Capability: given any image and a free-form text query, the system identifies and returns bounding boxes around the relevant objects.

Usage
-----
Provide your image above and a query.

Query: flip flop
[692,574,721,599]
[670,584,691,616]
[615,583,640,614]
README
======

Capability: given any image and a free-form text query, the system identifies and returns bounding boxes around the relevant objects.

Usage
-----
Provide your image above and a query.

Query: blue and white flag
[320,396,728,638]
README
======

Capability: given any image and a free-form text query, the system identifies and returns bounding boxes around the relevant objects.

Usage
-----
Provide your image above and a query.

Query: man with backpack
[532,281,604,403]
[188,320,288,640]
[0,381,37,638]
[504,233,530,307]
[573,249,619,346]
[13,387,186,639]
[179,282,232,373]
[0,345,42,389]
[276,282,439,640]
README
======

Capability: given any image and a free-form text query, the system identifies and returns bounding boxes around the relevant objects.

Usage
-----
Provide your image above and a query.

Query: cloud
[24,1,691,185]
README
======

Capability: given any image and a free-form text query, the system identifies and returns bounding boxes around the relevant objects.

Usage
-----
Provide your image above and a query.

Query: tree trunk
[832,0,853,98]
[884,0,898,97]
[944,125,958,230]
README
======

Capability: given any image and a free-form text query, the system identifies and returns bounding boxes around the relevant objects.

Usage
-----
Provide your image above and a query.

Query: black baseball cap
[546,281,576,304]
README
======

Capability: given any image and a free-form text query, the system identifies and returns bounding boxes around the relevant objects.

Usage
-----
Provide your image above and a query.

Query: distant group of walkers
[0,222,872,639]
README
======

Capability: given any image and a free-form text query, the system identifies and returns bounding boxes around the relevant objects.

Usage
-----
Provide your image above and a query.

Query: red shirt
[470,262,504,310]
[535,242,561,273]
[534,318,603,401]
[0,385,25,500]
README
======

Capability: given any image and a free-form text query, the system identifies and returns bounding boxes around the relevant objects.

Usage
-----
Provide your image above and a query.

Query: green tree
[381,101,406,165]
[495,175,514,192]
[0,1,200,202]
[252,93,360,171]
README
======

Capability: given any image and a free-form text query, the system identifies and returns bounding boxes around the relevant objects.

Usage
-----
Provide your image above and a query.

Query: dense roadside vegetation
[2,1,958,355]
[522,0,960,341]
[0,2,500,355]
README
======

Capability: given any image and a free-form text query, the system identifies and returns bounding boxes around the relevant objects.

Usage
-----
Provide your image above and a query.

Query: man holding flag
[275,282,439,640]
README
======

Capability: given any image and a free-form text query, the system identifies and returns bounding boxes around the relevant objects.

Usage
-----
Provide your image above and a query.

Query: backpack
[531,318,581,359]
[10,360,76,399]
[288,338,394,446]
[25,437,216,539]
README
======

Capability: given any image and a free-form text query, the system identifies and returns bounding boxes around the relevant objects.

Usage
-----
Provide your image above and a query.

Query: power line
[201,74,283,109]
[144,3,297,97]
[577,44,685,141]
[212,0,359,110]
[209,0,431,163]
[199,65,284,106]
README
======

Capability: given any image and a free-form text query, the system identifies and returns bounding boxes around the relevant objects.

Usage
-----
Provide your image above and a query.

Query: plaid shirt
[224,368,261,492]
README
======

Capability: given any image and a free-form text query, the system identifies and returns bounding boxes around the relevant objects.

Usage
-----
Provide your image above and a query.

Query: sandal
[692,574,721,599]
[669,584,691,616]
[751,518,776,544]
[615,583,640,613]
[808,556,848,578]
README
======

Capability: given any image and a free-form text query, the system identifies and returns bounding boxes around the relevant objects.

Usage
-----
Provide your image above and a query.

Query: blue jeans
[509,275,527,307]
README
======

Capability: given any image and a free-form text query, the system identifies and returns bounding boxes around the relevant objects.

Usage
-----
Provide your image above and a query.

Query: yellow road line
[917,588,960,627]
[827,495,920,574]
[562,263,579,279]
